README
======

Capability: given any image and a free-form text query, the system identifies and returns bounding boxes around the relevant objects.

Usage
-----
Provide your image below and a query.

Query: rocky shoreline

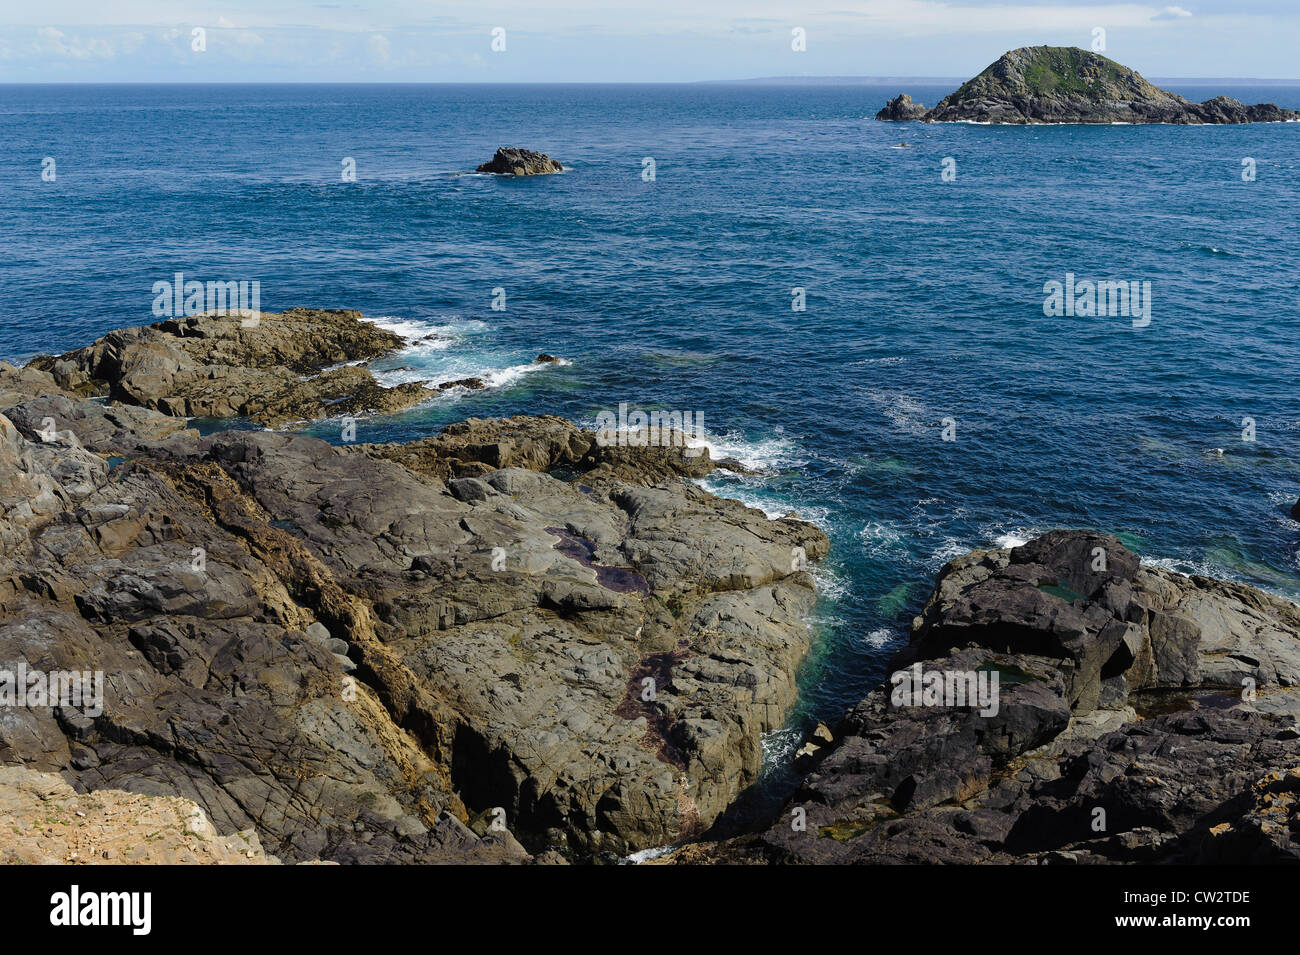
[3,309,1298,865]
[0,309,827,862]
[674,531,1300,864]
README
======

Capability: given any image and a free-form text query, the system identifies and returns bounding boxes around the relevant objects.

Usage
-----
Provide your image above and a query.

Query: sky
[1,1,1298,83]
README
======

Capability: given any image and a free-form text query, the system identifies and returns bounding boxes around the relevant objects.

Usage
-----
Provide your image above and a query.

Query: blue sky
[2,1,1298,82]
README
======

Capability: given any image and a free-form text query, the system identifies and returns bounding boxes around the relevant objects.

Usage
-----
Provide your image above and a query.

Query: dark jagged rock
[876,93,928,121]
[683,530,1300,864]
[476,147,564,176]
[436,376,486,391]
[877,46,1300,124]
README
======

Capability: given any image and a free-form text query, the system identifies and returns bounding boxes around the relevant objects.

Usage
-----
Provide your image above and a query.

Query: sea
[3,82,1299,795]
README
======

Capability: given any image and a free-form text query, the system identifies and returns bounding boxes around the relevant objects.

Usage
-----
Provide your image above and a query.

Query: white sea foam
[863,627,898,649]
[692,427,807,472]
[365,314,486,340]
[863,389,932,436]
[858,520,907,559]
[762,725,803,766]
[1142,555,1215,578]
[360,313,566,396]
[925,524,1035,569]
[812,564,850,602]
[928,537,970,568]
[695,479,792,521]
[624,845,676,865]
[687,427,822,524]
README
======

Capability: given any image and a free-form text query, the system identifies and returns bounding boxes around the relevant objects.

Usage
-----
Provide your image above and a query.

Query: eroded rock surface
[476,147,564,176]
[26,308,436,427]
[0,766,291,865]
[0,351,827,861]
[687,530,1300,864]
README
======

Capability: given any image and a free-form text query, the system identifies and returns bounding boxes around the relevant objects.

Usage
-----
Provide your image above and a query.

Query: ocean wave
[694,478,831,526]
[360,313,565,396]
[858,520,908,559]
[372,356,565,394]
[364,314,488,342]
[924,524,1037,569]
[692,427,808,472]
[476,358,569,389]
[812,564,851,602]
[1144,555,1205,573]
[927,537,971,568]
[694,479,788,520]
[1268,488,1300,510]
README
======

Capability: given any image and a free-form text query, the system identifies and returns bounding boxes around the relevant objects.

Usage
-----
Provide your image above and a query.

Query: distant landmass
[875,46,1299,124]
[701,76,965,86]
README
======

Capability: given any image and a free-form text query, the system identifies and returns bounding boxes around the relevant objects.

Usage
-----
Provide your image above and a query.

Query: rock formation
[476,147,564,176]
[7,309,1296,866]
[876,93,929,122]
[0,320,827,862]
[682,530,1300,864]
[27,308,436,427]
[877,47,1300,124]
[0,766,291,864]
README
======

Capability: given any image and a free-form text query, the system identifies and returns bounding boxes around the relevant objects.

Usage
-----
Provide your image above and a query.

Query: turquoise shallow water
[3,82,1300,782]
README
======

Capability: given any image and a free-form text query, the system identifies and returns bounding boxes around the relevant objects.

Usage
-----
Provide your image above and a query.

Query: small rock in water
[437,376,486,391]
[476,147,563,176]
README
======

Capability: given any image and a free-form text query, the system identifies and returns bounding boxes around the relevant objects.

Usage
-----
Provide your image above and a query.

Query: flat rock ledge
[0,339,827,862]
[679,529,1300,864]
[25,307,436,428]
[0,766,297,864]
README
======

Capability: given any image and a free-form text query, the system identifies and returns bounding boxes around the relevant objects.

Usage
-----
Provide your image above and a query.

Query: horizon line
[4,75,1300,86]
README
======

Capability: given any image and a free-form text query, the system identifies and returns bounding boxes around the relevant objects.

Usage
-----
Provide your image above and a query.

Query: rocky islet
[476,147,564,176]
[877,46,1300,124]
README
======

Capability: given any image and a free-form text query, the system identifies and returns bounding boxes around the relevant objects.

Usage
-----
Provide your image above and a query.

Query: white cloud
[31,25,120,59]
[366,32,391,63]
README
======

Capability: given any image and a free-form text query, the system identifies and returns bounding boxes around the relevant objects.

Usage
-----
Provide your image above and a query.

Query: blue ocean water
[3,82,1300,772]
